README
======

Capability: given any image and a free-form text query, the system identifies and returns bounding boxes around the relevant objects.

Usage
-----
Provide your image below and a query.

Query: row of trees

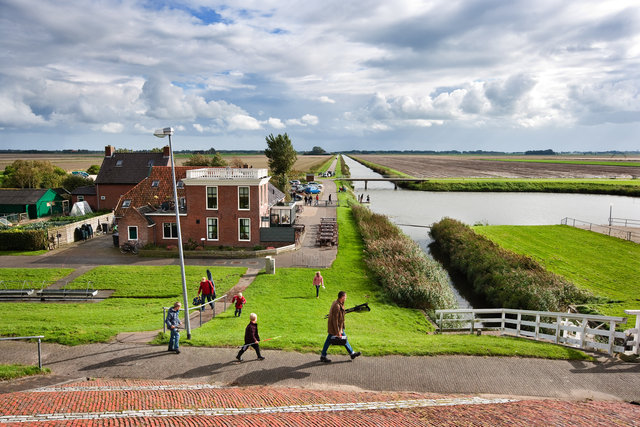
[1,160,96,191]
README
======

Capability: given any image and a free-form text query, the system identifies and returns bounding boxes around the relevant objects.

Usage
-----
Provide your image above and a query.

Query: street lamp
[153,127,191,339]
[609,203,614,227]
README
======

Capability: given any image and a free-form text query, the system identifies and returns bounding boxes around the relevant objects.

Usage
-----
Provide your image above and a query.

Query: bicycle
[120,241,142,254]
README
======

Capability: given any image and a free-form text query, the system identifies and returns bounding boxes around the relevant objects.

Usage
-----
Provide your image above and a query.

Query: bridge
[340,177,429,190]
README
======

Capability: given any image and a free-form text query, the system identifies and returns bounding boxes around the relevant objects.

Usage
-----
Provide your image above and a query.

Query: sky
[1,0,639,152]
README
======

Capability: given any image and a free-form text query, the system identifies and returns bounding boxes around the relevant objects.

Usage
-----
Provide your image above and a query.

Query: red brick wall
[71,195,98,212]
[118,209,153,247]
[96,184,135,210]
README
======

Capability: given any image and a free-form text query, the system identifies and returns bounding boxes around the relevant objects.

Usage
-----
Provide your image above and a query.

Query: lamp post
[153,127,191,339]
[609,203,613,227]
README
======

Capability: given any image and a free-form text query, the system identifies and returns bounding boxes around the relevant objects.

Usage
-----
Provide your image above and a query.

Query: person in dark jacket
[165,301,182,354]
[236,313,265,361]
[320,291,361,363]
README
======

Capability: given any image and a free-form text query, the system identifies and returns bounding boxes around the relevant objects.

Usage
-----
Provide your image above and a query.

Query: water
[342,155,640,308]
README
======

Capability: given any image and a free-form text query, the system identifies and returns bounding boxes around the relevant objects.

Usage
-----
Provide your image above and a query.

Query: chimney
[105,145,115,158]
[163,145,171,158]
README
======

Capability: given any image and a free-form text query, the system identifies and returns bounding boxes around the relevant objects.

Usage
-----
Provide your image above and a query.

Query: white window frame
[206,186,218,210]
[238,186,250,210]
[128,226,138,241]
[163,222,178,239]
[77,195,85,202]
[122,199,131,208]
[238,218,250,241]
[206,217,219,241]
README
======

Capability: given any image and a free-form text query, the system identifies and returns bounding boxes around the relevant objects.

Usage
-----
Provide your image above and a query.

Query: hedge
[429,218,593,312]
[0,229,48,251]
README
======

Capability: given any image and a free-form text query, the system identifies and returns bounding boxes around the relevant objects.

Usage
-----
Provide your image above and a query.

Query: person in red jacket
[197,276,215,311]
[232,292,246,317]
[236,313,264,361]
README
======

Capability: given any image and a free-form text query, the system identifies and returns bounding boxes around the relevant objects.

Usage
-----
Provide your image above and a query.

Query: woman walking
[313,271,325,298]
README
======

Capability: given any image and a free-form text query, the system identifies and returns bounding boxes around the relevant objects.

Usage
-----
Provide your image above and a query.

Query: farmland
[354,154,640,179]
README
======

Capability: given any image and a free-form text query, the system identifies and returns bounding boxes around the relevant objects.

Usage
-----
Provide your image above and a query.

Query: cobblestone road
[1,379,639,425]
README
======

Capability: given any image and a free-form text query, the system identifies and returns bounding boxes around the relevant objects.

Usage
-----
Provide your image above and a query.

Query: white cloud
[265,117,285,129]
[98,122,123,133]
[227,114,261,131]
[318,96,335,104]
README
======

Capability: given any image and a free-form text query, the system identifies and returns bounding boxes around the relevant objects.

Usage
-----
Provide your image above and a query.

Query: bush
[0,229,48,250]
[429,218,593,311]
[351,205,457,314]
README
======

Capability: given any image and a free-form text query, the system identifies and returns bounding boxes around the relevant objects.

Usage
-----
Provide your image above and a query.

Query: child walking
[232,292,246,317]
[236,313,265,361]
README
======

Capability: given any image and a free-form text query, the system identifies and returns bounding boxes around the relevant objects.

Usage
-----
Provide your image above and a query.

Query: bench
[0,289,35,298]
[36,289,98,300]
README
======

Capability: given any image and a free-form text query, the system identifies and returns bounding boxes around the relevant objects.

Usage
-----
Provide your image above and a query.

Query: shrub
[351,205,457,314]
[0,229,48,250]
[429,218,593,311]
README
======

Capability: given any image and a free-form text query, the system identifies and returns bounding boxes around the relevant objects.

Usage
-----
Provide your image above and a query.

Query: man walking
[165,301,182,354]
[320,291,361,363]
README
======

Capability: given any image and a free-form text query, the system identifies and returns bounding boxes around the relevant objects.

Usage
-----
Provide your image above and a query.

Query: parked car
[290,180,301,186]
[304,185,321,194]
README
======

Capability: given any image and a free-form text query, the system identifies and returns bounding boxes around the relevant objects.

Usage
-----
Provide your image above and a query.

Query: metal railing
[0,336,45,369]
[162,294,227,333]
[435,308,637,355]
[186,168,268,180]
[561,217,640,242]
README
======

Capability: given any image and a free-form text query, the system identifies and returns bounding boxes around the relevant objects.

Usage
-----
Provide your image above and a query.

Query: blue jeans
[202,294,214,310]
[321,332,353,357]
[169,328,180,350]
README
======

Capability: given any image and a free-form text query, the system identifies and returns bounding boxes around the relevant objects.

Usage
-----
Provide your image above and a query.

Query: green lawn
[0,266,245,345]
[475,225,640,326]
[0,250,49,256]
[0,268,74,285]
[0,364,50,380]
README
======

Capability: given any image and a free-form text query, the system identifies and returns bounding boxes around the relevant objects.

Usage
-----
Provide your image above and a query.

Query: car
[304,186,321,194]
[290,180,301,186]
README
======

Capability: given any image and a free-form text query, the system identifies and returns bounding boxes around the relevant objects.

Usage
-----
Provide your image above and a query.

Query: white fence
[186,168,269,180]
[435,308,639,355]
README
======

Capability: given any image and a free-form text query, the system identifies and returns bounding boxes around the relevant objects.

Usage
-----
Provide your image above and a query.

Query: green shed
[0,189,65,219]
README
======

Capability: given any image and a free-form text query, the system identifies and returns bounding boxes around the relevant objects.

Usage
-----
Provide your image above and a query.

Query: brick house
[70,185,97,211]
[114,166,290,249]
[95,145,171,211]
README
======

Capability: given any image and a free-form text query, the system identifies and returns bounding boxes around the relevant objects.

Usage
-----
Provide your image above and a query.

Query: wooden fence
[435,308,638,355]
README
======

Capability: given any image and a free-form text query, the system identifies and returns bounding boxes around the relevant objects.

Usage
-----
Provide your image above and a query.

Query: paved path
[2,379,638,425]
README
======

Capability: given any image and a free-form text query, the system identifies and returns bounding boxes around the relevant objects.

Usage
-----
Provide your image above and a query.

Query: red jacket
[198,280,214,295]
[232,295,246,308]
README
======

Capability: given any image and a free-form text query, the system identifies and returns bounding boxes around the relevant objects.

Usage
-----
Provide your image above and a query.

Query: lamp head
[153,127,174,138]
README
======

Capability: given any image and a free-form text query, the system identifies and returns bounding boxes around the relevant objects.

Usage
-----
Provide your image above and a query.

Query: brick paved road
[1,380,638,426]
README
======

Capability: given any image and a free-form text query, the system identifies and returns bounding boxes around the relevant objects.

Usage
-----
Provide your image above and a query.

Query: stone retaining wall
[48,212,115,247]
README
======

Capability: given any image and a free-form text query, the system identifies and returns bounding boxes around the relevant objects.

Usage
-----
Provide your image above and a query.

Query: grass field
[0,266,245,345]
[0,364,50,380]
[474,225,640,326]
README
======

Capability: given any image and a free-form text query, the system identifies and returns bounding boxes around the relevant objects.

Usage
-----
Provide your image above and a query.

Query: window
[148,160,154,167]
[151,180,159,187]
[177,180,184,188]
[128,226,138,241]
[116,160,123,167]
[77,195,85,202]
[206,186,218,210]
[239,218,250,241]
[122,199,131,208]
[238,186,250,210]
[100,196,106,200]
[207,218,218,240]
[163,222,178,239]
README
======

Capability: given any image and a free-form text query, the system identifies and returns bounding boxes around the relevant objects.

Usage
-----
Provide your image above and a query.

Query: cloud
[318,96,335,104]
[265,117,285,129]
[227,114,261,131]
[98,122,124,133]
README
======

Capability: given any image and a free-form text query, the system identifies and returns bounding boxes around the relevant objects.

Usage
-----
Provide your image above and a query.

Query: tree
[229,157,245,168]
[209,152,228,167]
[2,160,64,189]
[264,133,297,177]
[184,153,228,167]
[310,146,326,154]
[62,175,94,192]
[87,165,100,174]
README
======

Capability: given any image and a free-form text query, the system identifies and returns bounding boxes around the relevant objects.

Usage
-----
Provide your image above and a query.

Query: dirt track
[355,155,640,179]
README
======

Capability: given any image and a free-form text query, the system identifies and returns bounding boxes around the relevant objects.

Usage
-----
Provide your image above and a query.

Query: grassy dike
[349,155,640,196]
[474,225,640,326]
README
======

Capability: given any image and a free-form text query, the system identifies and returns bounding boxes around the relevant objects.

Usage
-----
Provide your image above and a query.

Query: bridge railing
[435,308,637,355]
[561,217,640,242]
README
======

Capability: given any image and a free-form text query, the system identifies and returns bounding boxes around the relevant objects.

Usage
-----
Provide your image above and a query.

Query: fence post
[535,314,540,340]
[624,310,640,355]
[555,315,561,344]
[470,310,474,334]
[500,310,505,335]
[579,318,588,350]
[37,338,42,370]
[608,320,616,355]
[438,311,443,333]
[516,312,522,337]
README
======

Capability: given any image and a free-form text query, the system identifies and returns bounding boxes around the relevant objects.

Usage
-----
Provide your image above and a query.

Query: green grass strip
[0,364,50,380]
[474,225,640,326]
[486,158,640,167]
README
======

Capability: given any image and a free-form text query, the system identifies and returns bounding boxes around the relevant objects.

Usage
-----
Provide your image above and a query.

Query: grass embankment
[351,204,457,314]
[0,266,245,345]
[175,189,589,359]
[474,225,640,325]
[0,268,74,284]
[350,156,640,196]
[430,218,594,312]
[0,364,50,380]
